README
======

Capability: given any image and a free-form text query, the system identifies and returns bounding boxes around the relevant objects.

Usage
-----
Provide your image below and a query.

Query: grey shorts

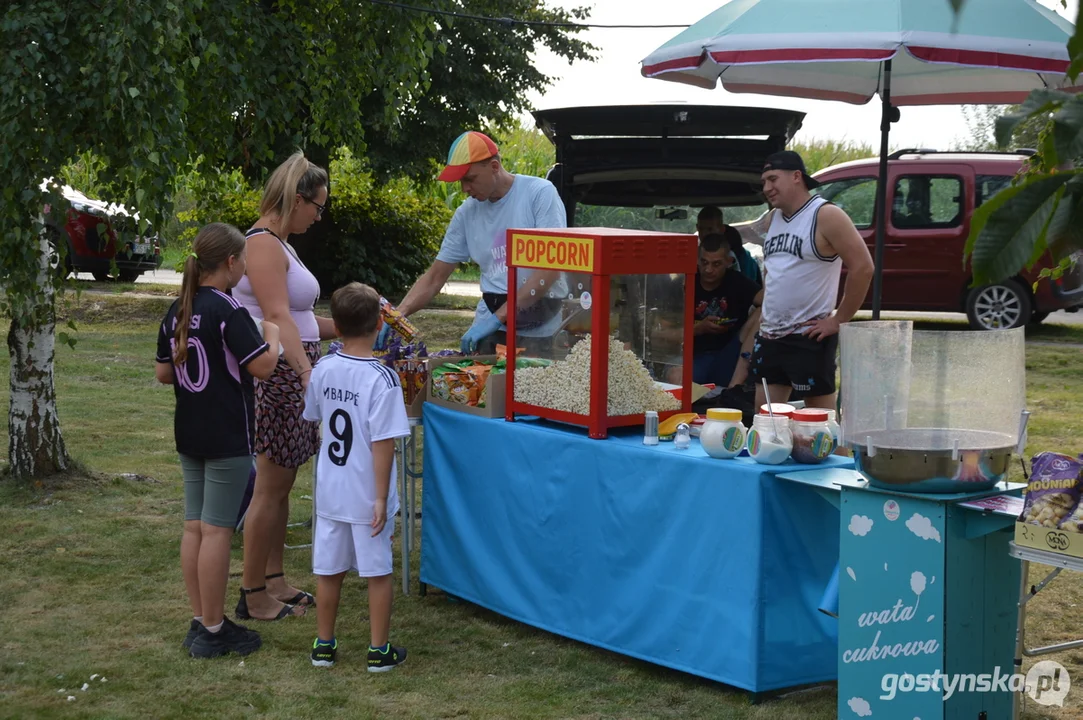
[180,454,254,528]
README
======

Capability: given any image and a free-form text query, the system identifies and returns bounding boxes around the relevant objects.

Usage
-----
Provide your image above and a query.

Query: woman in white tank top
[234,152,337,622]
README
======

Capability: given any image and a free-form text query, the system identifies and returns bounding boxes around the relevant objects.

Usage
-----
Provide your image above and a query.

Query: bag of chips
[1019,452,1083,528]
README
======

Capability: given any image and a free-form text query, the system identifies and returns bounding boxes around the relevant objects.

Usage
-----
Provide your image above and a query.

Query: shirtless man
[751,151,874,410]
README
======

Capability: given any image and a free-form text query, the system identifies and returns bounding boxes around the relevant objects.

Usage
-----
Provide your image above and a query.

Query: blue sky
[527,0,1078,150]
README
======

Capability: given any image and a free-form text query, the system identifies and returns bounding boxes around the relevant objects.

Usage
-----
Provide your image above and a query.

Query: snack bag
[379,297,419,343]
[1019,452,1083,528]
[435,372,479,406]
[495,344,525,361]
[463,364,494,408]
[1052,454,1083,532]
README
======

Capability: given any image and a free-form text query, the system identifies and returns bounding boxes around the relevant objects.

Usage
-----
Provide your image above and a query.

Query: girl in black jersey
[155,223,283,658]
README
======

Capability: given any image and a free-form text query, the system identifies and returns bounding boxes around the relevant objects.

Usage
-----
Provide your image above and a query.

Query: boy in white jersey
[751,151,874,411]
[302,282,410,671]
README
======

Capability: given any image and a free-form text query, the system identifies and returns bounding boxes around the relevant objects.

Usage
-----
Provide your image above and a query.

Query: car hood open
[531,104,806,208]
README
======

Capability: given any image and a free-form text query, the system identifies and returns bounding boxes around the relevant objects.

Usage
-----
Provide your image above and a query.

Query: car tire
[47,229,72,281]
[965,280,1032,330]
[118,270,141,283]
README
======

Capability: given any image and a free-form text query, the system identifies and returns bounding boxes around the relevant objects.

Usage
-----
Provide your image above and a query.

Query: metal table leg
[1012,558,1029,720]
[398,434,409,595]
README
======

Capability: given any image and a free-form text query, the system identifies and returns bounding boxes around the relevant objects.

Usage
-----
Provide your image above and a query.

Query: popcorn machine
[504,227,697,439]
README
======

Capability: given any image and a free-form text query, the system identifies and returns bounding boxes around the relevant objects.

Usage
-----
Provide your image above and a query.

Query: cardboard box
[1014,521,1083,558]
[424,354,506,419]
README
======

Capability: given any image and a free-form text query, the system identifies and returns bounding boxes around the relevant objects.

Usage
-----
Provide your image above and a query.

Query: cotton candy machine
[840,321,1028,493]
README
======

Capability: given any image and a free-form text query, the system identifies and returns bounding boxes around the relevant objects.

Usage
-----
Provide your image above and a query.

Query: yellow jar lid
[707,408,743,422]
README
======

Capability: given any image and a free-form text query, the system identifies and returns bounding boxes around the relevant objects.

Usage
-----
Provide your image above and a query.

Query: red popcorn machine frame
[504,227,698,439]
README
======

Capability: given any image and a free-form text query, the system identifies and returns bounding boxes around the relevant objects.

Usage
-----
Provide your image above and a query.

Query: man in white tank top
[750,151,874,412]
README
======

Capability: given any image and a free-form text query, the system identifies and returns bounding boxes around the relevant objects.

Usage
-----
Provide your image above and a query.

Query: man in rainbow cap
[395,131,568,354]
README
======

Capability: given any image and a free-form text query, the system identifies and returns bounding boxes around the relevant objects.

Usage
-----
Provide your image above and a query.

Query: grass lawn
[1,294,1082,719]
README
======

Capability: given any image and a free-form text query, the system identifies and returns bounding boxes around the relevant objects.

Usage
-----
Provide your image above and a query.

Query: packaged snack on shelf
[425,354,507,418]
[1019,452,1083,528]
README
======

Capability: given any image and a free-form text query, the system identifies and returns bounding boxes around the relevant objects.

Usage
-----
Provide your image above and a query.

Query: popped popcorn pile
[514,334,680,416]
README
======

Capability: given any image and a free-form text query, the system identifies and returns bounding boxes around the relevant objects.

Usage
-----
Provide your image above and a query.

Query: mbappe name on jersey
[323,386,360,406]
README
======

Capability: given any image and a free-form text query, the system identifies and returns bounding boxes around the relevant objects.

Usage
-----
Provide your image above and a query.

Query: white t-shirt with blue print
[435,174,569,337]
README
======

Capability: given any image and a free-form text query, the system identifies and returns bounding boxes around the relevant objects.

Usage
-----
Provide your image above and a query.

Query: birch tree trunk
[6,230,69,479]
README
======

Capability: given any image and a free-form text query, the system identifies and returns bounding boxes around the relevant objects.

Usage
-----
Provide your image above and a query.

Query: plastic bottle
[644,410,659,446]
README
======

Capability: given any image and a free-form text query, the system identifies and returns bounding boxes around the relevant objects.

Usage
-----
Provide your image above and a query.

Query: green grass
[0,295,1082,718]
[449,263,481,283]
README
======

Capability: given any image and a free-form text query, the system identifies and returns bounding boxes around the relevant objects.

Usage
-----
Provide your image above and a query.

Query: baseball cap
[763,150,821,189]
[437,131,500,182]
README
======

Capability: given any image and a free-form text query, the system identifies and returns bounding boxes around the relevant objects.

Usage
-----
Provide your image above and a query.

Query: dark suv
[43,184,163,282]
[532,104,802,234]
[810,149,1083,330]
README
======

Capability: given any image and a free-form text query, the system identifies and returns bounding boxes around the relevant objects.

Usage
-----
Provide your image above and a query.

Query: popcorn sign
[510,232,594,272]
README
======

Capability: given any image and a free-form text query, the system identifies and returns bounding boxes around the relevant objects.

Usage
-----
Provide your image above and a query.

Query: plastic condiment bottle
[824,409,841,447]
[699,408,747,459]
[644,410,659,446]
[747,414,793,465]
[790,408,835,464]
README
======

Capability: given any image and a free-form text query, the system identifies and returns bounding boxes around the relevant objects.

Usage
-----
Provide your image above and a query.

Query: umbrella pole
[871,59,900,320]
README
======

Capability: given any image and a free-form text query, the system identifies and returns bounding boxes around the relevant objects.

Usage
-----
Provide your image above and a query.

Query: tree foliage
[962,2,1083,285]
[0,0,593,477]
[955,105,1047,151]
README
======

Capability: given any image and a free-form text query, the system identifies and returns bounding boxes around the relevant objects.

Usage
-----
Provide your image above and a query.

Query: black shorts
[750,332,838,396]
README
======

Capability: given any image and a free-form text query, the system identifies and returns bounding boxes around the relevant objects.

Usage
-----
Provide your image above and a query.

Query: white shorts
[313,515,395,577]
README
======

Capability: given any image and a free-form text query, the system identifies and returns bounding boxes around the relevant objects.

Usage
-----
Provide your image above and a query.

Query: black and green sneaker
[311,637,337,668]
[366,642,406,673]
[182,619,202,650]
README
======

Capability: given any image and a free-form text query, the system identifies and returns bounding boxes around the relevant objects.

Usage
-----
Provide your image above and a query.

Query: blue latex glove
[460,314,504,354]
[374,323,392,351]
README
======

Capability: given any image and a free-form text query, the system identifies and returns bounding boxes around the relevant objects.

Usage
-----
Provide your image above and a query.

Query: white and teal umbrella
[641,0,1077,316]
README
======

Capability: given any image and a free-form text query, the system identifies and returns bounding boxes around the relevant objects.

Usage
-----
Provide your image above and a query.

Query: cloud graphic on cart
[849,515,874,537]
[847,696,872,716]
[905,513,941,542]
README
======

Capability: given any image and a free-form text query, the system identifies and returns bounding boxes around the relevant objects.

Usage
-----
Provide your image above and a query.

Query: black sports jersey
[156,287,269,459]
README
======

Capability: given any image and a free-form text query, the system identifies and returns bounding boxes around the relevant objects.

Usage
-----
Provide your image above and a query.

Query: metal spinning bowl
[850,428,1016,494]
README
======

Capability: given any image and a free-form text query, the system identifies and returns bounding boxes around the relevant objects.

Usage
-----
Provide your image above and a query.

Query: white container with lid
[824,409,841,447]
[699,408,747,459]
[791,408,836,464]
[747,414,793,465]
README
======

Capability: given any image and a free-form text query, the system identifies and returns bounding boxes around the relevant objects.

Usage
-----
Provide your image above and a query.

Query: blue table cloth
[420,402,854,692]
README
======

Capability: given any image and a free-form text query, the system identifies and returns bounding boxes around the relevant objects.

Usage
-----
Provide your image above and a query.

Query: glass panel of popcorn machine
[607,274,684,416]
[512,269,593,363]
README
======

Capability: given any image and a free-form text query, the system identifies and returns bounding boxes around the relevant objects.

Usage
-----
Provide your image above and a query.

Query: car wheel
[118,270,141,283]
[965,280,1032,330]
[47,229,72,281]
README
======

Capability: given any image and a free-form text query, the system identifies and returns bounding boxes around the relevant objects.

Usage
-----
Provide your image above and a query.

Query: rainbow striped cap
[437,131,499,182]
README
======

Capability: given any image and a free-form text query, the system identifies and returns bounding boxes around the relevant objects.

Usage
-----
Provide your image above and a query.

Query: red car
[811,149,1083,330]
[43,184,163,282]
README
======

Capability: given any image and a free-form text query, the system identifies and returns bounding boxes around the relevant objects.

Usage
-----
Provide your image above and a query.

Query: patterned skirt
[254,341,321,470]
